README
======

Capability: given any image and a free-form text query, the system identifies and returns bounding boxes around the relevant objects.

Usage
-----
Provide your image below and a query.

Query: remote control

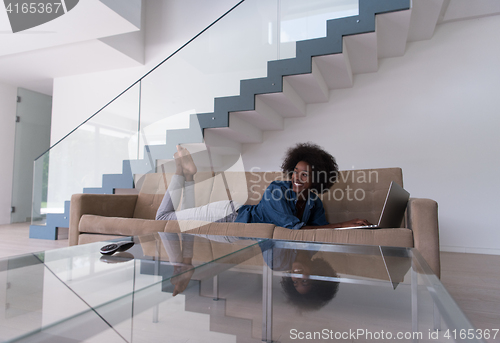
[100,241,134,255]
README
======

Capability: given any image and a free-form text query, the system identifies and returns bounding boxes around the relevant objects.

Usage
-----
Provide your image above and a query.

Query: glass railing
[31,0,359,228]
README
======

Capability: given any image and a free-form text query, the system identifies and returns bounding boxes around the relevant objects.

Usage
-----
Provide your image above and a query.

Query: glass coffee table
[0,233,487,342]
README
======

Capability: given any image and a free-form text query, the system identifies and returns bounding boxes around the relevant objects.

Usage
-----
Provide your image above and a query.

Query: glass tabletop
[260,241,486,343]
[0,234,486,343]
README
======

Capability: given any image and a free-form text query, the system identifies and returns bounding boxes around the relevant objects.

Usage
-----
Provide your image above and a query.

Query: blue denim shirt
[235,181,329,230]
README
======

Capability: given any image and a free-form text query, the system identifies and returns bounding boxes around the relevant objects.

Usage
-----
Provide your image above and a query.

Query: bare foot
[173,148,183,176]
[177,145,197,179]
[171,264,195,296]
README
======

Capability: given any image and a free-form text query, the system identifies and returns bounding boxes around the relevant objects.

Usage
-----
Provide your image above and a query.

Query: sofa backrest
[133,171,215,219]
[133,171,285,219]
[133,168,403,226]
[321,168,403,226]
[208,171,285,205]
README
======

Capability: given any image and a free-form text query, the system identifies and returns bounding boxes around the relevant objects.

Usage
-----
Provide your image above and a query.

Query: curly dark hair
[281,142,339,193]
[280,258,339,312]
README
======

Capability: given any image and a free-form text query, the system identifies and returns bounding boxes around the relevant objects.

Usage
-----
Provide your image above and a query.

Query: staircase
[139,255,264,341]
[29,0,448,239]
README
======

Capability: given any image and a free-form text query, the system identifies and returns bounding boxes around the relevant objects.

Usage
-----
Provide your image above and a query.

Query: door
[11,88,52,223]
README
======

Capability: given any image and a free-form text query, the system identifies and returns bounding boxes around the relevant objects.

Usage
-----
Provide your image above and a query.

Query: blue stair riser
[29,201,70,239]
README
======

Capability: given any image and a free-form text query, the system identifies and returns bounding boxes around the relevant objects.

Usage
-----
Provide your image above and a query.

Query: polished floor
[439,252,500,342]
[1,222,499,342]
[0,222,68,259]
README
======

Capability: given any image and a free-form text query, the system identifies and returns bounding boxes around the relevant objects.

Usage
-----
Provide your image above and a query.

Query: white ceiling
[0,0,142,95]
[0,0,140,56]
[0,0,499,96]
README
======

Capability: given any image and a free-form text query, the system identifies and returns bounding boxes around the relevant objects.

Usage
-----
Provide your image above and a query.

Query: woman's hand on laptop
[302,219,372,230]
[339,218,372,228]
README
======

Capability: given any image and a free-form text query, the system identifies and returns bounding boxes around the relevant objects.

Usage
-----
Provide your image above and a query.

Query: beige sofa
[69,168,440,277]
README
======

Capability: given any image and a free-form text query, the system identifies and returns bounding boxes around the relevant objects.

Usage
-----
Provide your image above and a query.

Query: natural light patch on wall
[280,0,358,42]
[136,109,194,159]
[278,0,358,59]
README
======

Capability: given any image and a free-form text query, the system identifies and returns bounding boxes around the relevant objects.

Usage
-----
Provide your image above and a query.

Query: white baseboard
[440,245,500,256]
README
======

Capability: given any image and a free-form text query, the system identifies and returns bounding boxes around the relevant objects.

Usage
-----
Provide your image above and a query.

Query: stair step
[204,115,263,144]
[284,58,330,104]
[344,31,378,74]
[230,97,284,131]
[408,0,446,42]
[204,129,242,156]
[377,9,412,58]
[209,305,254,339]
[313,42,354,90]
[183,287,258,341]
[156,146,225,173]
[129,158,155,176]
[102,173,134,189]
[256,78,307,118]
[29,201,71,239]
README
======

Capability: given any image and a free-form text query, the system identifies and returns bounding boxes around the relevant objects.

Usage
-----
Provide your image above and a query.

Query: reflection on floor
[0,223,499,342]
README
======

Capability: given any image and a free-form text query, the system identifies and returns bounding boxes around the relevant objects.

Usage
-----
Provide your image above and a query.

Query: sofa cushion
[209,171,285,205]
[139,232,215,264]
[163,220,211,233]
[312,251,409,283]
[183,221,275,239]
[132,173,171,220]
[133,172,214,219]
[79,214,169,236]
[183,221,273,269]
[78,234,125,245]
[208,172,251,205]
[272,227,413,248]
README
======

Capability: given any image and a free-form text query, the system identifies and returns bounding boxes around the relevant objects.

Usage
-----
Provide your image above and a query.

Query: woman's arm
[301,218,372,230]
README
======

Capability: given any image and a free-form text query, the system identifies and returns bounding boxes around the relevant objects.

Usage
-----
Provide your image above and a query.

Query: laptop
[337,181,410,230]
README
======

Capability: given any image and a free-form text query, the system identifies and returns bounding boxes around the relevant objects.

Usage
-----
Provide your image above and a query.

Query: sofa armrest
[407,198,440,278]
[69,194,138,246]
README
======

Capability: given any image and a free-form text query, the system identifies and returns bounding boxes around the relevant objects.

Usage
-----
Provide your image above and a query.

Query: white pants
[155,174,242,223]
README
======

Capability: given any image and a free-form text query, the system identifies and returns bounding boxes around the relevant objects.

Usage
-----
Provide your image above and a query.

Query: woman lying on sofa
[156,142,370,230]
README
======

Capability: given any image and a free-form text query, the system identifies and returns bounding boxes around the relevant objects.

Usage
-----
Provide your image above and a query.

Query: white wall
[51,0,241,144]
[0,83,17,224]
[241,15,500,254]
